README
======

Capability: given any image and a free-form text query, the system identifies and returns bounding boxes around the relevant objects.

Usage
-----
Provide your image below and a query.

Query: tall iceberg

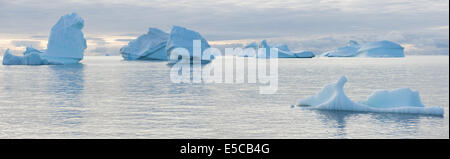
[356,40,404,57]
[120,28,169,60]
[296,76,444,116]
[2,13,87,65]
[166,26,211,63]
[321,40,360,57]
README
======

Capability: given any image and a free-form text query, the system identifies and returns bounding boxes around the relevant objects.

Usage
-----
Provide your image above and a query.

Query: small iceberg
[3,48,48,65]
[357,40,404,57]
[321,40,360,57]
[245,40,315,58]
[166,26,212,64]
[293,51,316,58]
[120,28,169,60]
[2,13,87,65]
[296,76,444,116]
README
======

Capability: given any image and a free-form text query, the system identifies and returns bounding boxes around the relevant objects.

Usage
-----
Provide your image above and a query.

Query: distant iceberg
[357,40,404,57]
[321,40,360,57]
[245,40,315,58]
[2,13,86,65]
[244,42,258,49]
[296,76,444,116]
[293,51,316,58]
[120,28,169,60]
[166,26,212,64]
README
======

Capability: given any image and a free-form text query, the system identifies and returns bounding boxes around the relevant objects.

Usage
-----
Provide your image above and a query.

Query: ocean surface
[0,56,448,138]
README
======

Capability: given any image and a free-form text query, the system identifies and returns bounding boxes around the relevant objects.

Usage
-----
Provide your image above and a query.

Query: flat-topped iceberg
[296,76,444,116]
[321,40,360,57]
[120,28,169,60]
[244,40,315,58]
[293,51,315,58]
[357,40,404,57]
[2,13,86,65]
[166,26,211,64]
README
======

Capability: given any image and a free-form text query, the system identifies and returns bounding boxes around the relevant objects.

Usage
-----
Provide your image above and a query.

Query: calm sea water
[0,56,448,138]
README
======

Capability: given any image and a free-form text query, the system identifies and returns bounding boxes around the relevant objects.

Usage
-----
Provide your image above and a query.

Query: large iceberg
[120,28,169,60]
[2,13,86,65]
[166,26,212,64]
[296,76,444,116]
[356,40,404,57]
[244,40,315,58]
[321,40,360,57]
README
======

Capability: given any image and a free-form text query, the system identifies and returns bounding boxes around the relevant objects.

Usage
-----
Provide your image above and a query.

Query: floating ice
[2,13,86,65]
[120,28,169,60]
[362,88,424,108]
[272,44,290,52]
[2,49,48,65]
[45,13,86,60]
[296,76,444,116]
[259,40,294,58]
[247,40,315,58]
[357,40,404,57]
[166,26,211,64]
[23,47,43,55]
[321,40,360,57]
[244,42,258,49]
[293,51,316,58]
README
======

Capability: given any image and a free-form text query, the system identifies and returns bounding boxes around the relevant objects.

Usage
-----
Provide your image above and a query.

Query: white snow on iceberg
[120,28,169,60]
[296,76,444,116]
[166,26,211,63]
[356,40,404,57]
[2,13,87,65]
[321,40,360,57]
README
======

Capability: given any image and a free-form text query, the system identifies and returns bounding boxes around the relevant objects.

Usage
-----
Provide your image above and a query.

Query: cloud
[0,0,448,55]
[115,39,133,42]
[10,40,41,48]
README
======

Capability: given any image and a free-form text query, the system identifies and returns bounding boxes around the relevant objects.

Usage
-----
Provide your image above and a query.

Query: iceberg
[259,40,295,58]
[2,49,48,65]
[246,40,315,58]
[293,51,316,58]
[272,44,290,52]
[321,40,360,57]
[356,40,404,57]
[2,13,86,65]
[244,42,258,49]
[120,28,169,60]
[166,26,211,63]
[296,76,444,116]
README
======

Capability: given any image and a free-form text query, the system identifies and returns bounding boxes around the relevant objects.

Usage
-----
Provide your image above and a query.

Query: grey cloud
[115,39,134,42]
[10,40,41,48]
[0,0,448,55]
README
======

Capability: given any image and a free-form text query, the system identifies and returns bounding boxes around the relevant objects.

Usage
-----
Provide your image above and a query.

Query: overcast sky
[0,0,448,55]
